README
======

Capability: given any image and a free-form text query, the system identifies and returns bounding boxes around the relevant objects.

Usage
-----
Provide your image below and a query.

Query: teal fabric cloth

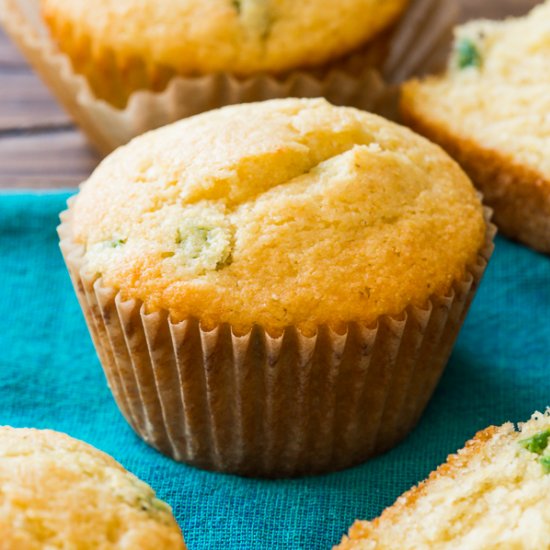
[0,191,549,549]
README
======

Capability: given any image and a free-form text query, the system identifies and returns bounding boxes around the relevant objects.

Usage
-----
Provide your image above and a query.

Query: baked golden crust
[40,0,408,107]
[69,98,485,335]
[0,427,185,550]
[399,1,550,254]
[335,411,550,549]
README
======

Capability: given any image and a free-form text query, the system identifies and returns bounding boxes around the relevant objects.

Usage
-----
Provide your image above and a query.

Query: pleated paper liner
[1,0,457,156]
[58,203,495,478]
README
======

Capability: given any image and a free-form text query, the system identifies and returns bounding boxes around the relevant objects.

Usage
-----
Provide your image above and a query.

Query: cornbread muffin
[0,427,185,549]
[70,98,485,334]
[41,0,408,107]
[335,410,550,550]
[60,98,492,476]
[401,1,550,253]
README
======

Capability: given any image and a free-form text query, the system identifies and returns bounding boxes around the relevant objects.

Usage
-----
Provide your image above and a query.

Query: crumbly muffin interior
[402,1,550,180]
[71,98,485,334]
[336,411,550,550]
[0,428,185,549]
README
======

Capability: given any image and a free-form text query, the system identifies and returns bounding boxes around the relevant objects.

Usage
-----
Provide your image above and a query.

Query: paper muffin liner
[1,0,457,155]
[58,202,495,478]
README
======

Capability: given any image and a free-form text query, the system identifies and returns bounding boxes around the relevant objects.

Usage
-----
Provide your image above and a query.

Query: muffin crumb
[336,410,550,549]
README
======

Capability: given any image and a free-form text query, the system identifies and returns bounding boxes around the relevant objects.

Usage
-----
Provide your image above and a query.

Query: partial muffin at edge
[335,410,550,550]
[40,0,408,106]
[401,1,550,253]
[0,427,185,550]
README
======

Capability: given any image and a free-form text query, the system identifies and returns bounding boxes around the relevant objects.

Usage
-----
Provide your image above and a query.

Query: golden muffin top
[70,98,485,334]
[41,0,407,77]
[0,427,185,550]
[402,0,550,179]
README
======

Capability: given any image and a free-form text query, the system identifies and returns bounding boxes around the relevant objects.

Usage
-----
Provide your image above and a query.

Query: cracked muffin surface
[71,98,485,334]
[0,427,185,550]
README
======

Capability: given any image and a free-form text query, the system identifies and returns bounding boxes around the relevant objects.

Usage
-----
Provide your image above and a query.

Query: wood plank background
[0,0,540,189]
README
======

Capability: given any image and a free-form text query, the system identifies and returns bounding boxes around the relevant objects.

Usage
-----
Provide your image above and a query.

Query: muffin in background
[0,427,185,549]
[335,410,550,550]
[59,98,493,477]
[40,0,408,107]
[401,1,550,253]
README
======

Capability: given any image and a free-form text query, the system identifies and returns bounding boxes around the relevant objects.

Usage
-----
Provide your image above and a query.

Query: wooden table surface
[0,0,540,189]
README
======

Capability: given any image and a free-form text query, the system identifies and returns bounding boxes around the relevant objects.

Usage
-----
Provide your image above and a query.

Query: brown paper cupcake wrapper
[1,0,457,155]
[58,202,495,477]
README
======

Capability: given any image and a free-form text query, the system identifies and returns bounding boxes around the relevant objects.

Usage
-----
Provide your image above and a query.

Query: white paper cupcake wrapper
[58,203,494,477]
[1,0,457,155]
